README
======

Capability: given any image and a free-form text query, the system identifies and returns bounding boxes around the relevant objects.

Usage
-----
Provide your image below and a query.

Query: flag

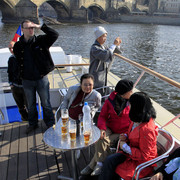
[12,25,21,42]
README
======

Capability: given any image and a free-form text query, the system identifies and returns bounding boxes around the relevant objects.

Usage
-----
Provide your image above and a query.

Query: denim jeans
[22,76,55,127]
[99,153,126,180]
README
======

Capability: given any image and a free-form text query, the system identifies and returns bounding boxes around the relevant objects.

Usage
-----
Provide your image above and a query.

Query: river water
[0,21,179,115]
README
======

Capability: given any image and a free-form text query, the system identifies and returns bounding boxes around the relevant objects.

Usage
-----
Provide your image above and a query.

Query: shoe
[75,150,81,159]
[81,165,93,175]
[26,124,39,134]
[22,118,28,122]
[91,164,102,176]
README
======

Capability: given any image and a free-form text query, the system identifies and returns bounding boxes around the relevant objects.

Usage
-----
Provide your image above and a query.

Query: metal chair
[132,128,175,180]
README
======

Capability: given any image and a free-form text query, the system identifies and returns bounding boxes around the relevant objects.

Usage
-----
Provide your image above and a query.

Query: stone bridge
[0,0,153,23]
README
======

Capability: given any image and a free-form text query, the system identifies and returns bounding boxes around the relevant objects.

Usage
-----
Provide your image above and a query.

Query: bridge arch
[0,1,16,23]
[87,4,106,20]
[39,0,70,21]
[118,6,130,15]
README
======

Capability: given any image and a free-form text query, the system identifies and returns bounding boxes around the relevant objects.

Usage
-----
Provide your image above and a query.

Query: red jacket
[97,91,131,134]
[115,118,158,180]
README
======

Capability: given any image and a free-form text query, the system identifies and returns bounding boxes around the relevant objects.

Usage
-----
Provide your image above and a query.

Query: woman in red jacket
[99,92,158,180]
[81,79,133,176]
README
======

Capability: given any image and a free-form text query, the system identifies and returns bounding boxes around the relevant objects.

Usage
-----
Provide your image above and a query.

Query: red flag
[12,25,21,42]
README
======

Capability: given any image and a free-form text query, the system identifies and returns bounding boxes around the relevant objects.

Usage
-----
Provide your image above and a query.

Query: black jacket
[13,23,59,80]
[7,55,22,85]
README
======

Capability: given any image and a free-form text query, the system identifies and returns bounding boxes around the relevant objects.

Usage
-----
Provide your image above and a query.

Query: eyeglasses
[22,27,34,30]
[82,83,93,87]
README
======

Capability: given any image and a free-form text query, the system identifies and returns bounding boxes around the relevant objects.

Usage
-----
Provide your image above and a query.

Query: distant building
[159,0,180,13]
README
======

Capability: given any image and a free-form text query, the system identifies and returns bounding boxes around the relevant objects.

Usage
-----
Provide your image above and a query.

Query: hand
[100,130,106,139]
[119,133,127,141]
[114,37,122,46]
[150,172,163,180]
[30,22,41,29]
[120,140,126,149]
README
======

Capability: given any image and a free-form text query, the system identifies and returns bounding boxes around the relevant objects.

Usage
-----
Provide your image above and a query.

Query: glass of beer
[61,122,68,135]
[69,119,77,141]
[61,109,69,126]
[83,130,91,144]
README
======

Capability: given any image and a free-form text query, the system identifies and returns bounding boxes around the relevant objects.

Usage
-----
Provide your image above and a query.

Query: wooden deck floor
[0,120,95,180]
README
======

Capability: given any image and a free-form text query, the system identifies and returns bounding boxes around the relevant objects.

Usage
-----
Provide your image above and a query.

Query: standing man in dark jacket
[13,20,59,134]
[7,41,28,121]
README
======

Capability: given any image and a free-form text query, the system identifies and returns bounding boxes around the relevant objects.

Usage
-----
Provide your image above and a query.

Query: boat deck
[0,120,95,180]
[0,62,179,180]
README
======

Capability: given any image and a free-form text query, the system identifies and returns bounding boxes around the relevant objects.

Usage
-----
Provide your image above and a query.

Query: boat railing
[114,53,180,89]
[114,53,180,130]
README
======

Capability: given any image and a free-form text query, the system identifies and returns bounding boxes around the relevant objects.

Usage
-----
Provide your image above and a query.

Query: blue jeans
[99,153,126,180]
[22,76,55,127]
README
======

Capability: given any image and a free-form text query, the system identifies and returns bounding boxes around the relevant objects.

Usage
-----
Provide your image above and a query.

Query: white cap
[94,26,107,39]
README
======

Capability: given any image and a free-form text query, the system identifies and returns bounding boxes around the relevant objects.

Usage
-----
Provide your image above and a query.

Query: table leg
[57,150,78,180]
[71,150,79,180]
[54,150,61,174]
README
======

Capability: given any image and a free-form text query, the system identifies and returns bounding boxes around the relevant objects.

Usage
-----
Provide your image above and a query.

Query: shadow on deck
[0,120,96,180]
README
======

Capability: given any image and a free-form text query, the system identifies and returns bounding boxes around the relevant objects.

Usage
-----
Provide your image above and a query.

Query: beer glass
[83,130,91,144]
[61,109,69,126]
[61,121,68,135]
[69,119,77,141]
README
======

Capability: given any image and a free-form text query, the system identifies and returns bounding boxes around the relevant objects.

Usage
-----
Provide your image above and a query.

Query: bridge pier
[14,0,39,24]
[3,0,39,24]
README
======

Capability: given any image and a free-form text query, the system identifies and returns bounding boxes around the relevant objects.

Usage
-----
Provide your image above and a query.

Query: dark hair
[129,92,156,123]
[80,73,94,84]
[21,19,31,28]
[115,79,133,95]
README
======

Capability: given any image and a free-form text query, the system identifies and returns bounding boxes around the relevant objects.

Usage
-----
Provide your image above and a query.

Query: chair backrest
[55,88,68,124]
[59,88,68,97]
[156,129,175,157]
[133,128,175,180]
[95,85,115,99]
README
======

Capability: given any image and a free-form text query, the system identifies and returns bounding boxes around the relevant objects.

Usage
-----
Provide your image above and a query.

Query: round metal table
[43,123,100,180]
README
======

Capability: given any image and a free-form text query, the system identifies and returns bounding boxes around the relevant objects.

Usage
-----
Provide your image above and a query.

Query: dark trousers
[22,76,55,127]
[99,153,126,180]
[11,86,28,121]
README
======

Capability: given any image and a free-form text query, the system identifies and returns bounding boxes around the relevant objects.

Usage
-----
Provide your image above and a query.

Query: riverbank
[1,14,180,26]
[111,15,180,26]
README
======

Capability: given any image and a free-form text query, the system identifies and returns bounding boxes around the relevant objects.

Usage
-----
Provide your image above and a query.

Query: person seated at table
[99,92,158,180]
[61,73,101,120]
[81,79,133,176]
[150,147,180,180]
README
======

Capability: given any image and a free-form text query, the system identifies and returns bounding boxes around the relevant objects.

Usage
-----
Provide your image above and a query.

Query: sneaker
[91,164,102,176]
[75,150,81,159]
[81,165,93,175]
[26,124,39,134]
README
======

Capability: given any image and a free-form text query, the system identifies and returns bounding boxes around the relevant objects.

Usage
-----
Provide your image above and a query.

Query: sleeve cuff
[109,44,116,53]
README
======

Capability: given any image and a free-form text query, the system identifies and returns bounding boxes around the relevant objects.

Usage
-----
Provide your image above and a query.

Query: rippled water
[0,22,179,115]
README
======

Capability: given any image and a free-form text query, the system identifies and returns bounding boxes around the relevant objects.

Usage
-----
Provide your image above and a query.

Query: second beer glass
[69,119,76,141]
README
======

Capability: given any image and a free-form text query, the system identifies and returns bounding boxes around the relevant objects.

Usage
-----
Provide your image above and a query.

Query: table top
[43,123,100,151]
